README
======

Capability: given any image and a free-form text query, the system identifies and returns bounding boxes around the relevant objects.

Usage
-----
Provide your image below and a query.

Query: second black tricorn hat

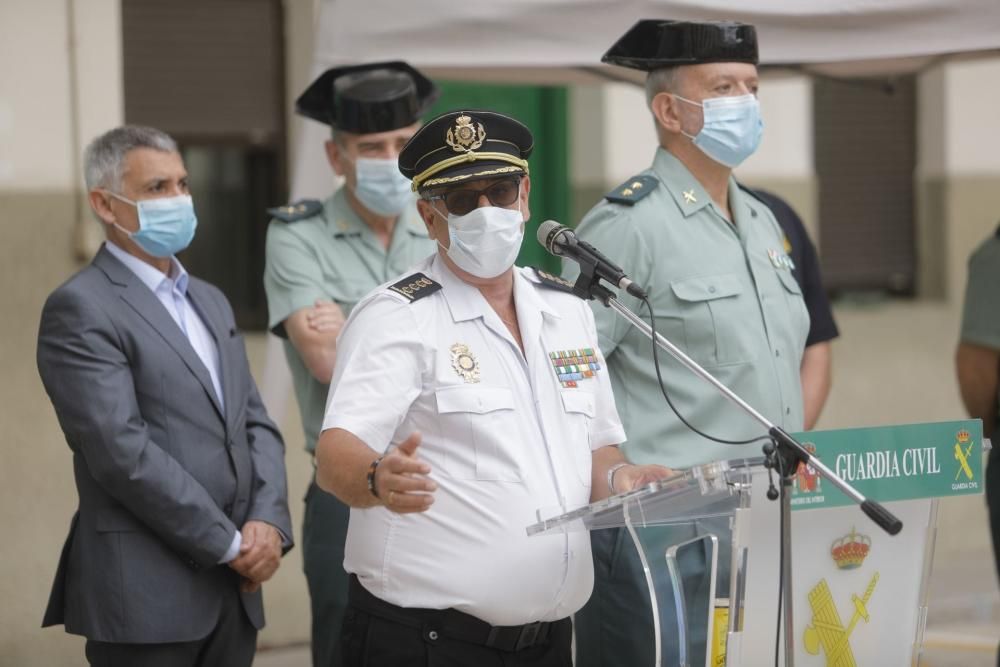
[602,20,759,71]
[398,110,534,192]
[296,61,439,134]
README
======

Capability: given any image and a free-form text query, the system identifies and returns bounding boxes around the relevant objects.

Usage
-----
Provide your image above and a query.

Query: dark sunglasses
[425,177,521,216]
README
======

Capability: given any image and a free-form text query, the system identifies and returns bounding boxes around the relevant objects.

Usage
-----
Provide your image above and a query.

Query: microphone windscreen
[537,220,566,253]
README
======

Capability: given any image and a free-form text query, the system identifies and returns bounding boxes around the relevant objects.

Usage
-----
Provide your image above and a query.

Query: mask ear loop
[99,189,140,238]
[670,94,704,142]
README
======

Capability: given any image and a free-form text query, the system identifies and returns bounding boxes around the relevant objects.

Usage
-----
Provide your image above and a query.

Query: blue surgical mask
[676,93,764,167]
[352,157,414,217]
[106,191,198,257]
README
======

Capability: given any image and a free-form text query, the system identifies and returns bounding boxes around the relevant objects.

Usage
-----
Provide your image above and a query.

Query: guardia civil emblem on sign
[446,114,486,152]
[450,343,480,383]
[954,428,974,481]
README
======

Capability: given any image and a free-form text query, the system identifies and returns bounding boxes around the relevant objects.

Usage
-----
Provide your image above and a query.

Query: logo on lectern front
[830,527,871,571]
[803,572,880,667]
[793,442,821,495]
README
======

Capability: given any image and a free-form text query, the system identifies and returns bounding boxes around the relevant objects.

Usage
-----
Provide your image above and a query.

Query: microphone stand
[572,267,902,667]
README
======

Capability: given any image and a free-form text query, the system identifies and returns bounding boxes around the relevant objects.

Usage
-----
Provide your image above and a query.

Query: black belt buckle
[515,621,543,650]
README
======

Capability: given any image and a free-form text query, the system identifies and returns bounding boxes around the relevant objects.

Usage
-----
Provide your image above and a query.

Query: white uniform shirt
[322,254,626,625]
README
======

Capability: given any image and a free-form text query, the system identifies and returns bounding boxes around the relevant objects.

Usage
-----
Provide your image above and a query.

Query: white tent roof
[314,0,1000,80]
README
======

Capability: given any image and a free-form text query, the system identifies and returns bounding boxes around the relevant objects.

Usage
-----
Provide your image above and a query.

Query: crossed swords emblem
[804,572,879,667]
[954,440,975,481]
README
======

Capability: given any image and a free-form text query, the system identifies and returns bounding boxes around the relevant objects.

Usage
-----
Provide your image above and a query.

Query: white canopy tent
[313,0,1000,80]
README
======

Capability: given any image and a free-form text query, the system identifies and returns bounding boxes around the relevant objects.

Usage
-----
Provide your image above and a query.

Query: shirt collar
[328,188,428,239]
[514,267,561,320]
[431,253,491,323]
[104,240,188,296]
[652,148,712,218]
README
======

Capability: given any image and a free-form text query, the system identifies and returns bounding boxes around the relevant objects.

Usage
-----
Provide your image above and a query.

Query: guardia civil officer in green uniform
[564,20,810,667]
[263,61,438,666]
[956,224,1000,666]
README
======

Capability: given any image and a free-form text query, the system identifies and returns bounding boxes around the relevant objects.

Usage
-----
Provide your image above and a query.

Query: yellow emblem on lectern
[803,572,879,667]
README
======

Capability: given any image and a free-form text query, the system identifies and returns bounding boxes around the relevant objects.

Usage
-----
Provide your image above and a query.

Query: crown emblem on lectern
[957,429,971,444]
[830,527,871,570]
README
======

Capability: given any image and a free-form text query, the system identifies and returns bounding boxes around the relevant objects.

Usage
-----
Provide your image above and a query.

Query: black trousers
[84,574,256,667]
[303,478,351,666]
[341,576,572,667]
[986,448,1000,667]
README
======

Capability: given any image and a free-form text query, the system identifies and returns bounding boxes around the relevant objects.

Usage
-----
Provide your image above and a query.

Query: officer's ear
[416,198,446,243]
[325,138,349,177]
[88,189,117,226]
[650,92,684,135]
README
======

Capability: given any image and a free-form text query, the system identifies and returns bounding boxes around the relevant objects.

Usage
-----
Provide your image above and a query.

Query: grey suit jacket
[37,245,293,643]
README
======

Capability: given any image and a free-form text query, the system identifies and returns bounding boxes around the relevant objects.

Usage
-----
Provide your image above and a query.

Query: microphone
[537,221,648,299]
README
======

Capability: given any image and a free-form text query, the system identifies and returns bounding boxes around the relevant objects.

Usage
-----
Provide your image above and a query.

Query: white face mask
[433,203,525,279]
[351,156,414,217]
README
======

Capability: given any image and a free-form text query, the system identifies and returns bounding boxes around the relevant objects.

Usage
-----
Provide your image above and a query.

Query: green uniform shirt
[263,188,436,452]
[959,228,1000,422]
[565,148,810,467]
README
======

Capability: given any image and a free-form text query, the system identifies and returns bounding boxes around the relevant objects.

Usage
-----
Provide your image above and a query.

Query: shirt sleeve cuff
[219,529,242,564]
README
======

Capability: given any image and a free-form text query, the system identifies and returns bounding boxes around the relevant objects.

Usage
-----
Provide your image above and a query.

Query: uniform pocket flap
[671,274,743,302]
[775,268,803,295]
[561,391,596,417]
[435,385,515,414]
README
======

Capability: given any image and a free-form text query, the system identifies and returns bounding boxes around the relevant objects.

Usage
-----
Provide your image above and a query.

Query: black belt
[348,574,560,652]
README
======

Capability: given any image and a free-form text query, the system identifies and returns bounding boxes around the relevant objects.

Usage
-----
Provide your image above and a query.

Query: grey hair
[83,125,178,191]
[644,67,682,107]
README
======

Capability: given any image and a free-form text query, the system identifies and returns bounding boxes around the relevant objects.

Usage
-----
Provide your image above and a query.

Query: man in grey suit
[37,125,293,667]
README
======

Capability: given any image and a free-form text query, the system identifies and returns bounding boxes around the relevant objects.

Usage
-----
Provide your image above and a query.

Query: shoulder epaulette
[387,273,442,303]
[267,199,322,223]
[604,175,658,206]
[532,267,575,293]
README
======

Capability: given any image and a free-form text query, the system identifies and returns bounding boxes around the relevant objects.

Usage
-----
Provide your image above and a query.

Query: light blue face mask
[352,156,415,217]
[106,191,198,257]
[676,93,764,167]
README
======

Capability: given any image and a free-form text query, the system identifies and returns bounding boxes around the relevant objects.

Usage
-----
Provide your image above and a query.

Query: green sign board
[789,419,984,511]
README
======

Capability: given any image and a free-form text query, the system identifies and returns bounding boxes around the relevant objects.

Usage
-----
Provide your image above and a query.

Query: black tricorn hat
[398,110,534,192]
[602,20,759,71]
[295,61,439,134]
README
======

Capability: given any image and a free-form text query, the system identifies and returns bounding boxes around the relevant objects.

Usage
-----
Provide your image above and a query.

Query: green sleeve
[263,222,329,337]
[960,238,1000,350]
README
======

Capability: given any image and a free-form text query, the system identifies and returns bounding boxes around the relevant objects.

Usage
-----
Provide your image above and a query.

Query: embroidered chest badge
[450,343,480,383]
[549,348,601,388]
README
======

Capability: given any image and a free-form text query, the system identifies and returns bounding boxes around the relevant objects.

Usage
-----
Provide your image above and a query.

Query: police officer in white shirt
[315,109,670,666]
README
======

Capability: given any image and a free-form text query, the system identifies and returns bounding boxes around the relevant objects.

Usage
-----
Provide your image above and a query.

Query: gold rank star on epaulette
[604,175,658,206]
[267,199,322,223]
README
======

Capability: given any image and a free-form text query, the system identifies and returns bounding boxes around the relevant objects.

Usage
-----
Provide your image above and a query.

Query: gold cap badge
[446,114,486,152]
